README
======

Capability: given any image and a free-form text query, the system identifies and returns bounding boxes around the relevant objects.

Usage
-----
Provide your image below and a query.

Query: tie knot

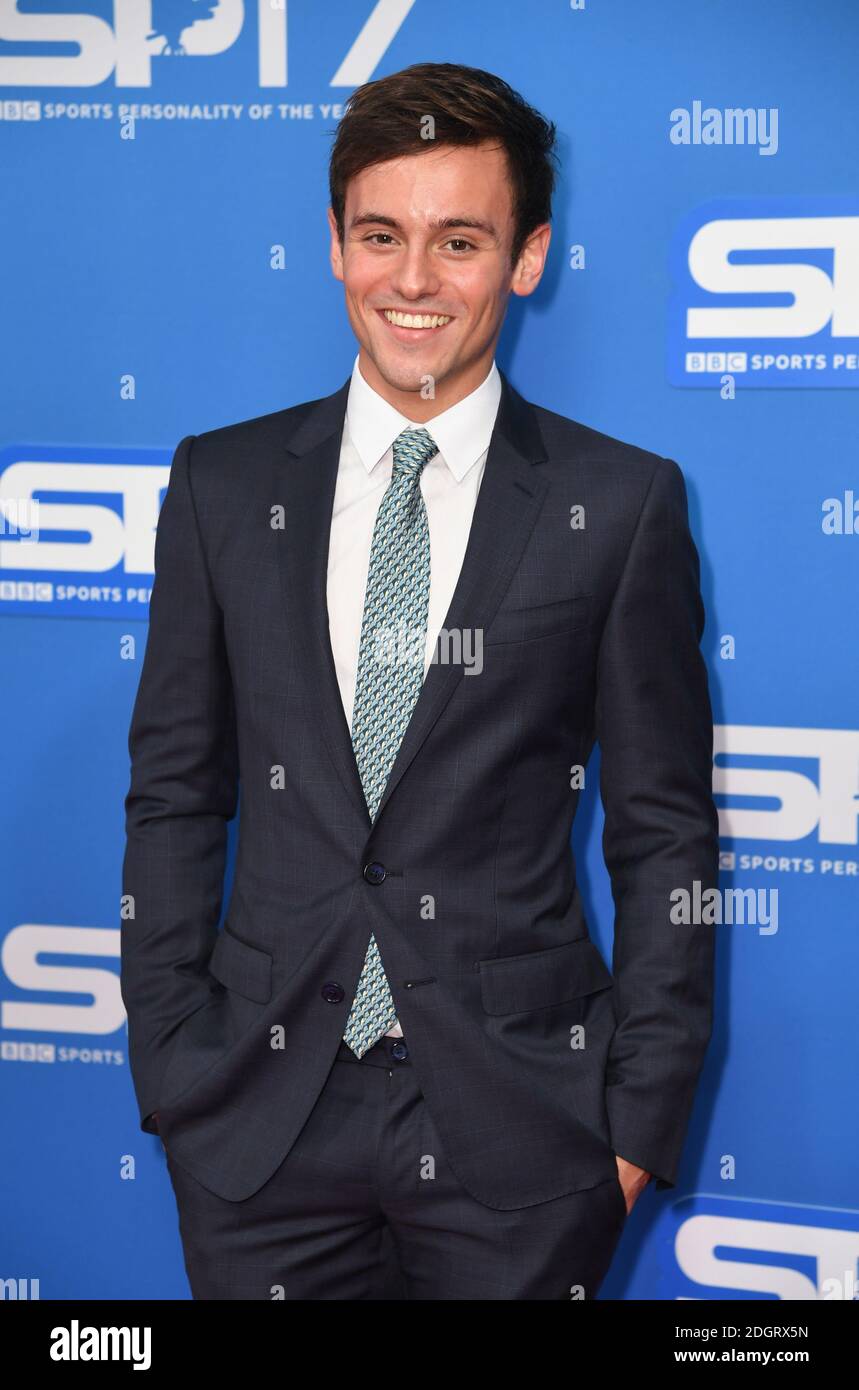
[391,426,437,482]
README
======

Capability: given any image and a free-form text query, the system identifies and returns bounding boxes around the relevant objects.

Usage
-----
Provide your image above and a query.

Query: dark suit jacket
[120,369,719,1207]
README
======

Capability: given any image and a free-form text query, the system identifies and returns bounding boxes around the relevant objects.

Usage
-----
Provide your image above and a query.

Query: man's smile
[376,307,454,341]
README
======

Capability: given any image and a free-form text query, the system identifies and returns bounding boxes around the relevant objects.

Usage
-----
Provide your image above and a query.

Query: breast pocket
[482,594,591,646]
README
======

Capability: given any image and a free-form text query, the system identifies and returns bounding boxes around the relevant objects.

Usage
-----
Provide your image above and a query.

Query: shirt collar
[345,352,502,482]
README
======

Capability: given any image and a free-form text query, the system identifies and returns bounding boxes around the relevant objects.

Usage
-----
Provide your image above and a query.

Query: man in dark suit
[121,63,719,1300]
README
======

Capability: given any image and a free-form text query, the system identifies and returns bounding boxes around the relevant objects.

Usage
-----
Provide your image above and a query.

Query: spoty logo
[667,1195,859,1301]
[0,0,417,88]
[668,198,859,388]
[0,445,170,618]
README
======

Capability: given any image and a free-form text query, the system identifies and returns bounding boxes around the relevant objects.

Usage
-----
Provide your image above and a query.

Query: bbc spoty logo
[668,197,859,388]
[0,444,170,619]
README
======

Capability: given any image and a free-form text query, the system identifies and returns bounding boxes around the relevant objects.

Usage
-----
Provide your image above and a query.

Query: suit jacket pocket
[479,936,613,1015]
[158,929,273,1112]
[483,594,591,646]
[206,923,273,1003]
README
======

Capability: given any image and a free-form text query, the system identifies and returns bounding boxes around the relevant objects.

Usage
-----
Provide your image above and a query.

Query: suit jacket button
[321,982,345,1004]
[390,1041,409,1062]
[363,861,387,885]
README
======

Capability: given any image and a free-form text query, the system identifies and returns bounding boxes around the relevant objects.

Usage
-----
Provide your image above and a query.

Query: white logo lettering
[0,462,168,573]
[0,0,417,88]
[2,925,123,1035]
[677,1213,859,1300]
[715,725,859,846]
[687,217,859,339]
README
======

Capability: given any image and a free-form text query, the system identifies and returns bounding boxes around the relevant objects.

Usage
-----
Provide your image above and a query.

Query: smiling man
[330,138,536,417]
[121,63,719,1301]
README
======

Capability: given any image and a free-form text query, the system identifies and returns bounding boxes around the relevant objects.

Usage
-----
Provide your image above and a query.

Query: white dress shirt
[326,352,502,1036]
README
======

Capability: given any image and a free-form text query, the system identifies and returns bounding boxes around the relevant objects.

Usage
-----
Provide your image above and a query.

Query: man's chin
[365,348,448,397]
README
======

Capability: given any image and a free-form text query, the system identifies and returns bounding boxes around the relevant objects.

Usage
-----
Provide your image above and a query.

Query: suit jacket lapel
[372,368,549,824]
[276,378,372,826]
[275,367,550,832]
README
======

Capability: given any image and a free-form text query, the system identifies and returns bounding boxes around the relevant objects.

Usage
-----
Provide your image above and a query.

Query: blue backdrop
[1,0,857,1301]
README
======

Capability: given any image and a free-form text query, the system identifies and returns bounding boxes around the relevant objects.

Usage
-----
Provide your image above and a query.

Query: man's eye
[362,233,474,251]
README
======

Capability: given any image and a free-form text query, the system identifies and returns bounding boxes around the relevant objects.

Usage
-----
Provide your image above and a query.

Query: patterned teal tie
[343,426,437,1057]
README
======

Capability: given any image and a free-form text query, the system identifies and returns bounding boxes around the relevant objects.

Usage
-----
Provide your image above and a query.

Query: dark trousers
[164,1035,628,1300]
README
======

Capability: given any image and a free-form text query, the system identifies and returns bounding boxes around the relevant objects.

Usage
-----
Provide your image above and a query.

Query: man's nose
[389,247,441,300]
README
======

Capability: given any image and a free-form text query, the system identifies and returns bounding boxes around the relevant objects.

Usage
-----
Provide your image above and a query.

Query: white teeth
[383,310,451,329]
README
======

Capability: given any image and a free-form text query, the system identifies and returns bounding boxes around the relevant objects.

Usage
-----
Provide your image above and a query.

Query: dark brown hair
[328,63,558,267]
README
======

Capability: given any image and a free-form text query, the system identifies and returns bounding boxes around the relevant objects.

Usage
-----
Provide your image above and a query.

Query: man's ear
[510,222,552,299]
[328,207,344,282]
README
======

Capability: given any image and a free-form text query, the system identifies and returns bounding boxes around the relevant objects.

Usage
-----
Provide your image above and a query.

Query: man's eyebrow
[350,212,498,238]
